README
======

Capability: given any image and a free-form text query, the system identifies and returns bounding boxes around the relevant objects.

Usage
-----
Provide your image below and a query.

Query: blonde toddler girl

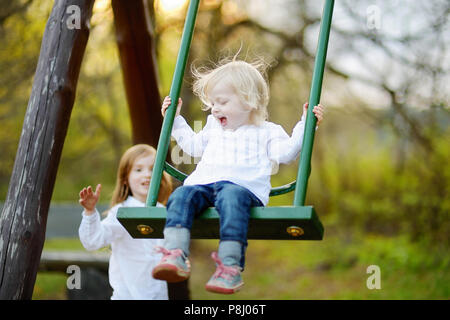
[152,58,324,294]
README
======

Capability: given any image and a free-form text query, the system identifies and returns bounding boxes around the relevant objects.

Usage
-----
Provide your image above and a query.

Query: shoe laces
[154,246,184,262]
[211,252,240,281]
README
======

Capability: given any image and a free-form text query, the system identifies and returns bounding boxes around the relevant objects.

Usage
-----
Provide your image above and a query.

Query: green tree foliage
[0,0,49,197]
[0,0,448,248]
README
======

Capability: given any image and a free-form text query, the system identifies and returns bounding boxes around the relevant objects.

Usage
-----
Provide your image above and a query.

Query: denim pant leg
[214,181,263,269]
[164,184,214,255]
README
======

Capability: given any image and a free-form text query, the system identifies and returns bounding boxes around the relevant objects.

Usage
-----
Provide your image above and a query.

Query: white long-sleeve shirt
[78,196,168,300]
[171,114,306,205]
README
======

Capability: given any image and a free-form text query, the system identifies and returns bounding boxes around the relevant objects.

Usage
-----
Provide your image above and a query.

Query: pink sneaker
[205,252,243,294]
[152,247,191,283]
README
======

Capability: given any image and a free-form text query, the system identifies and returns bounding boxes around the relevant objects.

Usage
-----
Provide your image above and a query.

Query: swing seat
[117,206,323,240]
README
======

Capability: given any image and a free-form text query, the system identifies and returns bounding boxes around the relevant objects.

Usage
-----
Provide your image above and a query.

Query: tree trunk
[0,0,94,299]
[111,0,163,146]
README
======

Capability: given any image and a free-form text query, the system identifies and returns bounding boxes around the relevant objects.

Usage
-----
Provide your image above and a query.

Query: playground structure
[0,0,333,299]
[117,0,333,241]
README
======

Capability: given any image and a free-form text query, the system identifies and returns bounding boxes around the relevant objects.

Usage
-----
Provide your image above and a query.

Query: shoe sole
[152,264,190,283]
[205,282,243,294]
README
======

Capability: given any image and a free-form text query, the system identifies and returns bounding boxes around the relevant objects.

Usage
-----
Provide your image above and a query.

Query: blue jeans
[164,181,263,268]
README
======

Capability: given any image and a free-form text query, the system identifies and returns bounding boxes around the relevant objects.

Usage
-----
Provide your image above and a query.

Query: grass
[189,231,449,300]
[33,273,68,300]
[32,232,449,300]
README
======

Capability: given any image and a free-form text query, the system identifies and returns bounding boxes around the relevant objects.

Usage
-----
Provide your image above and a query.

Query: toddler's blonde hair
[192,56,270,125]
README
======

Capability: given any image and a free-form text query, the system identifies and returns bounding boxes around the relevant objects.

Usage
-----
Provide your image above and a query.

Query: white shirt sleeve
[267,116,306,164]
[78,205,126,251]
[171,115,213,157]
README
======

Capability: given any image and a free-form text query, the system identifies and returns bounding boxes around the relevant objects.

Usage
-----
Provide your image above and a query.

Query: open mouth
[141,181,150,187]
[219,117,227,127]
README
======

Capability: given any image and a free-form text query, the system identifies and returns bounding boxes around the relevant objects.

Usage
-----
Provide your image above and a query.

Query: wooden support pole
[0,0,94,299]
[111,0,162,146]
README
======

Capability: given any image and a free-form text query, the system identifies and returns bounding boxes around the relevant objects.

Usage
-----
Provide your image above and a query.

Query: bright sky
[156,0,189,14]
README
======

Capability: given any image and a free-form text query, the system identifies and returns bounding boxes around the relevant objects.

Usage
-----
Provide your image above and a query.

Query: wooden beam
[111,0,162,146]
[0,0,94,299]
[39,251,110,273]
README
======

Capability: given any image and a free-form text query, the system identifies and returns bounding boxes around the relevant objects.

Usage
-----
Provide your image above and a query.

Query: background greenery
[0,0,448,299]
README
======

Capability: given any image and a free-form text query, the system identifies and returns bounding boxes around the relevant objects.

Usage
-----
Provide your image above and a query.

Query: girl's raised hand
[302,102,325,126]
[79,184,101,215]
[161,96,182,118]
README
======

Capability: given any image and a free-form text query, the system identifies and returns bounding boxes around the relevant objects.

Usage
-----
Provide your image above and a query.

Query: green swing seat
[117,0,335,241]
[118,206,323,240]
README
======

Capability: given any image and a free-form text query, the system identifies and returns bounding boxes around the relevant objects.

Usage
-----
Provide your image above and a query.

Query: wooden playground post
[111,0,163,146]
[0,0,94,299]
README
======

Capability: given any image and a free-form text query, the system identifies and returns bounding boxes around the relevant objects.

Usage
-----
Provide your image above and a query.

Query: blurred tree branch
[331,0,449,152]
[0,0,448,243]
[0,0,33,26]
